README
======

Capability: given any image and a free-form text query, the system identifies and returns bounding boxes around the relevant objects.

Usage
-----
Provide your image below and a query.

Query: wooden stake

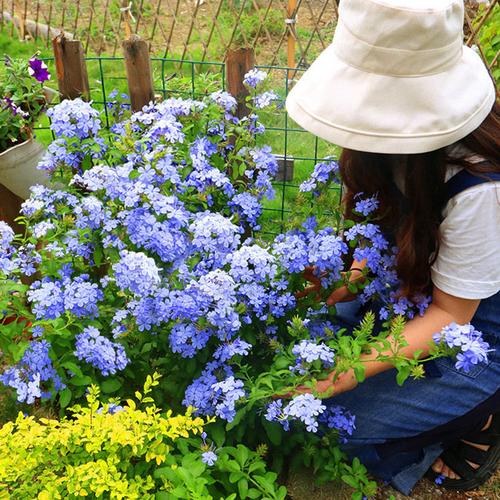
[52,35,90,100]
[122,35,155,112]
[287,0,296,69]
[226,47,255,119]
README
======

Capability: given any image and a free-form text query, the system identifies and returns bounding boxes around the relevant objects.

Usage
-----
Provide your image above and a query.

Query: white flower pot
[0,138,49,199]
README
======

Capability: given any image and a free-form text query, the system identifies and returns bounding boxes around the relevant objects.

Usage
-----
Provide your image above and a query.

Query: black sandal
[426,414,500,491]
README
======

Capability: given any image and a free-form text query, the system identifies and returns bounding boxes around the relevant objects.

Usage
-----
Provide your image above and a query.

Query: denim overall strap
[444,169,500,203]
[444,169,500,345]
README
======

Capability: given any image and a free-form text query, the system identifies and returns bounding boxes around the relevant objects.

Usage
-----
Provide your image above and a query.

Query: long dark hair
[339,101,500,298]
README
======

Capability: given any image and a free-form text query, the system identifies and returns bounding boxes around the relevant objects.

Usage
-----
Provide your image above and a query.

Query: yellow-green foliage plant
[0,373,287,500]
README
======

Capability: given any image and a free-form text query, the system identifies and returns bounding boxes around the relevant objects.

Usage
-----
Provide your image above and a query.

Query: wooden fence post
[226,48,255,119]
[287,0,297,70]
[52,35,90,100]
[122,35,155,112]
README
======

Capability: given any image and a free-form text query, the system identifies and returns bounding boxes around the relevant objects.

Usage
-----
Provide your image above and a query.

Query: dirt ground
[286,467,500,499]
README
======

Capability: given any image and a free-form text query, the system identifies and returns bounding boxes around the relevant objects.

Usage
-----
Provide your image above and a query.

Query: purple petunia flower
[28,57,51,82]
[3,97,29,118]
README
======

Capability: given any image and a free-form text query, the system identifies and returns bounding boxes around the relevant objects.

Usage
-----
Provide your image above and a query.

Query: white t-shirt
[392,147,500,300]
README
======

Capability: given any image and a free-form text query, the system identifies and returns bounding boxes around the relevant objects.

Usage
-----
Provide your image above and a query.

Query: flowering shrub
[0,73,490,497]
[0,54,51,152]
[0,373,286,499]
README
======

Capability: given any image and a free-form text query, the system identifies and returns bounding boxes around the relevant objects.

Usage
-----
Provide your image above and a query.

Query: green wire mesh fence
[36,53,341,237]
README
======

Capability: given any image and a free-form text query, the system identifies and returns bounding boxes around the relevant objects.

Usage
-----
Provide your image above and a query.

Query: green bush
[474,3,500,84]
[0,373,287,499]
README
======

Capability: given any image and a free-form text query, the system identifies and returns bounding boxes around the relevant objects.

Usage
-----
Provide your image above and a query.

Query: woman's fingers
[303,266,326,283]
[295,283,320,299]
[326,286,357,306]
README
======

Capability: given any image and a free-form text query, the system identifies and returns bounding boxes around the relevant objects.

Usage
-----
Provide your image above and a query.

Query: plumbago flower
[433,323,491,373]
[0,68,491,485]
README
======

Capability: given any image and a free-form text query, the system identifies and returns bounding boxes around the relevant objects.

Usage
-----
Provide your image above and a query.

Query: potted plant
[0,54,54,202]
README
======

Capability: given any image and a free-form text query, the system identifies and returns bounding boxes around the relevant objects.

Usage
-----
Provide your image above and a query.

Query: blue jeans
[326,299,500,495]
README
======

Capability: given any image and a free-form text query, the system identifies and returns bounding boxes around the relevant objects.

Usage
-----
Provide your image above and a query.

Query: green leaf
[141,342,153,354]
[263,420,283,446]
[226,407,248,431]
[246,489,261,499]
[93,245,104,267]
[59,387,72,408]
[69,375,93,386]
[101,378,122,394]
[229,471,244,483]
[61,361,83,378]
[341,474,359,489]
[238,478,249,498]
[396,366,411,386]
[353,365,366,383]
[209,421,226,447]
[273,356,290,370]
[234,444,249,466]
[277,485,288,499]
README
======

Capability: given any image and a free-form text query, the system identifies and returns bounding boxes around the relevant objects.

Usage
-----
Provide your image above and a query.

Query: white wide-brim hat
[286,0,496,154]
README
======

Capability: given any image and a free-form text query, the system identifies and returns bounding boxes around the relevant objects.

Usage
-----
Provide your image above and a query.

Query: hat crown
[333,0,465,76]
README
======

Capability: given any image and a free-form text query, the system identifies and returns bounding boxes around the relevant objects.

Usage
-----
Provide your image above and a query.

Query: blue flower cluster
[243,69,267,88]
[113,250,161,296]
[47,98,101,139]
[27,274,104,321]
[291,340,335,375]
[265,394,327,433]
[299,160,339,194]
[318,405,356,443]
[75,326,129,376]
[253,91,280,109]
[354,195,379,217]
[0,221,16,274]
[229,193,263,230]
[433,323,491,373]
[0,340,64,403]
[272,224,348,289]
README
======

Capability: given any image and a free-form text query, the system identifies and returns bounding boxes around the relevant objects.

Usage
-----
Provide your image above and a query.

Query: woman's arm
[355,286,480,374]
[298,287,481,396]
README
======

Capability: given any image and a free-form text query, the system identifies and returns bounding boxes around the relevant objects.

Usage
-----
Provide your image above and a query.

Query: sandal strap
[462,413,500,445]
[455,442,488,466]
[441,449,477,480]
[462,429,499,446]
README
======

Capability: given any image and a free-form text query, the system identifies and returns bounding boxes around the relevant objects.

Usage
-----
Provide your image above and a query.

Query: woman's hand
[294,266,324,301]
[295,264,366,306]
[275,368,358,399]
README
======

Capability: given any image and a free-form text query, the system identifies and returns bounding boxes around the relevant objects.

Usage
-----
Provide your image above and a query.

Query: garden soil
[286,467,499,499]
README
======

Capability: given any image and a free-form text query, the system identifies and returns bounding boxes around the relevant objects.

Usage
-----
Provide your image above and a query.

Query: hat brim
[286,45,496,154]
